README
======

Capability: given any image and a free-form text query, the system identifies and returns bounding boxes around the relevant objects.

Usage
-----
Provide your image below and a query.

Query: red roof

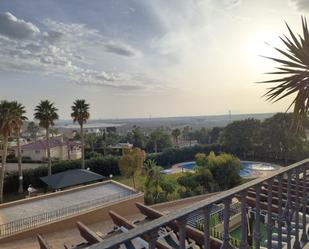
[16,138,81,151]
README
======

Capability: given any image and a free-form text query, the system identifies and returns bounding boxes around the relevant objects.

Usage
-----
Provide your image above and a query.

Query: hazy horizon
[0,0,308,119]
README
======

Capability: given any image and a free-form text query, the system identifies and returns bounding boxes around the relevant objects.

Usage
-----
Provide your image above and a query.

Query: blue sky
[0,0,307,119]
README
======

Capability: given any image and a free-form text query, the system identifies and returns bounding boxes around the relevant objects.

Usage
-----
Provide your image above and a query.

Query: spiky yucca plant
[262,17,309,130]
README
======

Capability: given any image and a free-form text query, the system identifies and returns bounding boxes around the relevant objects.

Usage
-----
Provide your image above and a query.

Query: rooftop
[15,138,80,151]
[0,181,135,225]
[40,169,106,189]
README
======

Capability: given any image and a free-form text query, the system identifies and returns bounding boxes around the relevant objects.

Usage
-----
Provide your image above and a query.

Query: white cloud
[290,0,309,12]
[104,40,140,57]
[0,12,162,91]
[43,19,140,57]
[0,12,40,39]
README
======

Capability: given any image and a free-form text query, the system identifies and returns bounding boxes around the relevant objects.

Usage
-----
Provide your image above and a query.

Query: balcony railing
[0,191,138,238]
[87,158,309,249]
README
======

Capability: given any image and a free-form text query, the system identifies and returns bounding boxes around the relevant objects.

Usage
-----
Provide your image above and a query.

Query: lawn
[114,172,184,192]
[113,174,146,191]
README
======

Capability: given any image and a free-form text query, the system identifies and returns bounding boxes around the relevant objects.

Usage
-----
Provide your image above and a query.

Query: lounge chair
[120,226,148,249]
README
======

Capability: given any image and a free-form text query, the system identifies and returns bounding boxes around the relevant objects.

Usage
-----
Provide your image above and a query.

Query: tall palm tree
[27,121,40,141]
[262,17,309,130]
[11,102,27,194]
[0,101,21,203]
[171,128,181,145]
[34,100,59,176]
[71,99,90,169]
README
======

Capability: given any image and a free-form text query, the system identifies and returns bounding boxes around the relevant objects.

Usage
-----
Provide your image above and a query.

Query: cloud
[211,0,241,9]
[43,19,140,57]
[0,12,161,91]
[290,0,309,12]
[104,41,139,57]
[0,12,40,39]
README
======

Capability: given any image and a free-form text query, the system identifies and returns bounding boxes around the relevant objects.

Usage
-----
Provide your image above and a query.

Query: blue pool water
[180,161,276,177]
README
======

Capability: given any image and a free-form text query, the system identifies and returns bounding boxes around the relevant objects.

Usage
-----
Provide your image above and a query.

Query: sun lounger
[120,226,148,249]
[37,234,52,249]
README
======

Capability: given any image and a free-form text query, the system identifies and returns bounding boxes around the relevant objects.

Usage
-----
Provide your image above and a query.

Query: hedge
[4,156,120,193]
[148,144,223,167]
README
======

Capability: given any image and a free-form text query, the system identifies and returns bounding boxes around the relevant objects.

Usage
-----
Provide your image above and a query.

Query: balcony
[83,158,309,249]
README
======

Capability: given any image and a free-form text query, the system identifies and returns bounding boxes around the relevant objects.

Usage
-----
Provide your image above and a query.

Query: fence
[0,191,137,237]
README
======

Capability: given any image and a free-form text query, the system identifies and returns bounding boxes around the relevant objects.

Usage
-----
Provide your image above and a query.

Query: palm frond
[261,17,309,130]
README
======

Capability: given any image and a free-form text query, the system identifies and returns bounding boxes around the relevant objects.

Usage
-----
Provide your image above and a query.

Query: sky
[0,0,308,119]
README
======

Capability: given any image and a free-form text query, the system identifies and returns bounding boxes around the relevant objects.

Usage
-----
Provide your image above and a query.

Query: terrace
[77,158,309,249]
[0,180,139,238]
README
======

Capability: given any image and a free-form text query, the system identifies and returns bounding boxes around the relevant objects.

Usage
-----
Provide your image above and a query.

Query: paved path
[0,183,133,224]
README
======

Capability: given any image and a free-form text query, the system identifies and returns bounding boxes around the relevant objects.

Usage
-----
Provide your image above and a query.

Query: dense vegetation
[3,112,309,202]
[143,152,241,204]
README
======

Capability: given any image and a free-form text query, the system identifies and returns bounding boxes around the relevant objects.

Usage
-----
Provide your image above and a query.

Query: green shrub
[148,144,222,167]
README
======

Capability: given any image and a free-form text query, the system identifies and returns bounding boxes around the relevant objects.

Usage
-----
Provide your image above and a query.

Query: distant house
[108,142,133,150]
[84,128,101,135]
[13,138,81,161]
[108,142,133,155]
[8,138,28,147]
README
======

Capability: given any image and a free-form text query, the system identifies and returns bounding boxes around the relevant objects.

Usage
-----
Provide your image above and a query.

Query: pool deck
[0,181,134,224]
[167,161,281,178]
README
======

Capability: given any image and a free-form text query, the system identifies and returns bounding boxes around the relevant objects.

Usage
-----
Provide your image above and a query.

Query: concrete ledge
[0,180,136,209]
[0,193,144,243]
[150,192,218,209]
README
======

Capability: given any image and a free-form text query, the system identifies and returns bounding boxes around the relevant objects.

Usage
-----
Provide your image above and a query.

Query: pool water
[180,161,276,177]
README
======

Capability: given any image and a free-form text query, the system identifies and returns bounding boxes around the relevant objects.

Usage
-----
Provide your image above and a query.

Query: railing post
[177,216,188,249]
[148,229,159,249]
[254,183,261,249]
[239,190,250,249]
[203,205,212,249]
[301,166,308,243]
[277,174,283,249]
[293,168,301,249]
[285,171,293,249]
[267,178,273,249]
[220,197,234,249]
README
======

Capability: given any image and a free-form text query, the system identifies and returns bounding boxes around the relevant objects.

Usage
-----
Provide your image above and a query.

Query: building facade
[13,138,81,161]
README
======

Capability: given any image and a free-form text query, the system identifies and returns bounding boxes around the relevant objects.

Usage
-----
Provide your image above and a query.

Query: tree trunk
[46,128,51,176]
[91,140,94,152]
[81,123,85,169]
[67,145,71,160]
[154,141,157,153]
[0,136,8,203]
[132,174,136,189]
[17,131,23,194]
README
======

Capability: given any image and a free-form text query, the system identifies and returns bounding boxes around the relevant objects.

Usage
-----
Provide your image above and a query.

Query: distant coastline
[56,112,276,129]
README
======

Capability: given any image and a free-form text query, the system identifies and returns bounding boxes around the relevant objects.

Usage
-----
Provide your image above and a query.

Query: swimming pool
[179,161,277,177]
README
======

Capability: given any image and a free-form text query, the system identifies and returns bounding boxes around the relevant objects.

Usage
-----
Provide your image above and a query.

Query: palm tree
[34,100,59,176]
[27,121,39,141]
[0,101,22,203]
[11,102,27,194]
[71,99,90,169]
[261,17,309,130]
[144,159,162,203]
[171,128,181,145]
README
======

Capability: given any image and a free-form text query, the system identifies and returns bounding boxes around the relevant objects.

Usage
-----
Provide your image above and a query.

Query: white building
[13,138,81,161]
